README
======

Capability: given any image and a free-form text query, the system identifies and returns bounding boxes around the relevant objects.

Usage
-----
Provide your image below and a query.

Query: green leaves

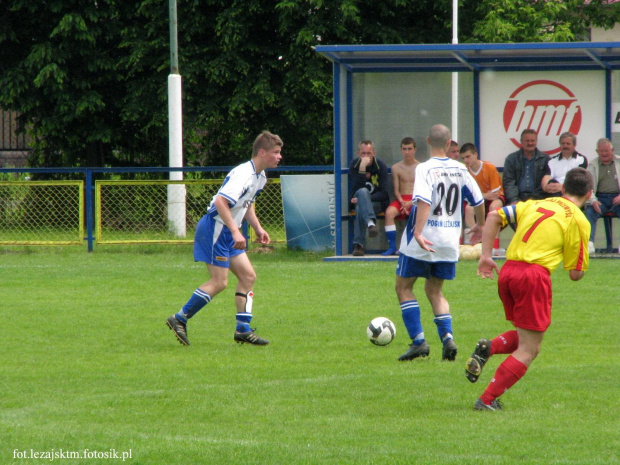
[467,0,618,43]
[51,13,92,42]
[33,63,66,88]
[1,0,617,169]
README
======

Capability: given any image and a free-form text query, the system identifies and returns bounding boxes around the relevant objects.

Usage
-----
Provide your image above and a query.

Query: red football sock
[480,355,527,405]
[493,237,500,249]
[491,330,519,354]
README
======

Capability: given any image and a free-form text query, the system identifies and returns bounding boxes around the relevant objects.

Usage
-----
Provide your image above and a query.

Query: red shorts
[388,194,413,220]
[497,260,552,332]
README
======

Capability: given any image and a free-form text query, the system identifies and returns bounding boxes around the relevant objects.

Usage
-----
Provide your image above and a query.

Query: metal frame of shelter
[315,42,620,256]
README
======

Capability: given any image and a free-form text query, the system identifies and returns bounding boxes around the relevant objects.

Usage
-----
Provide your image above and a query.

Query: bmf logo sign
[503,80,582,155]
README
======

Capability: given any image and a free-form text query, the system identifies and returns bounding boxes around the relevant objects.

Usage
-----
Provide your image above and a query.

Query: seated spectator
[447,140,460,161]
[381,137,419,256]
[460,143,507,254]
[502,129,550,204]
[585,138,620,253]
[542,132,588,197]
[349,140,389,256]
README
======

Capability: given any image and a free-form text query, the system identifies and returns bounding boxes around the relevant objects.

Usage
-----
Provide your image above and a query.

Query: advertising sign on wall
[613,103,620,133]
[281,175,336,252]
[480,71,606,168]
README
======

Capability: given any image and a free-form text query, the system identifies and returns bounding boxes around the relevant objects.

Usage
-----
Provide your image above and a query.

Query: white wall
[591,23,620,42]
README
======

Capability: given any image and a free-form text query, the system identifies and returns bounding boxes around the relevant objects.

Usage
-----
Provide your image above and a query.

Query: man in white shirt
[395,124,485,362]
[541,132,588,197]
[166,131,282,346]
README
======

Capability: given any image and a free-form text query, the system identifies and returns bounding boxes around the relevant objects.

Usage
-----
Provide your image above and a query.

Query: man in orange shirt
[466,167,593,411]
[460,143,506,253]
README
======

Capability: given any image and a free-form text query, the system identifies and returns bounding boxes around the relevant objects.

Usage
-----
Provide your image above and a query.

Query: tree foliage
[0,0,618,168]
[0,1,163,167]
[462,0,620,43]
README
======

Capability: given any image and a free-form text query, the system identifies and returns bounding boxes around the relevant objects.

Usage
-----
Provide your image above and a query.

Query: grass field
[0,246,618,464]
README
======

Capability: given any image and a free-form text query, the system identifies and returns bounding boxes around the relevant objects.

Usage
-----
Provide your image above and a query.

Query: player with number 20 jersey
[400,157,484,262]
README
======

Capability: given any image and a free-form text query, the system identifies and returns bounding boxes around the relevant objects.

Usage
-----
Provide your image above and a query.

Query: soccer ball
[367,317,396,346]
[459,244,480,260]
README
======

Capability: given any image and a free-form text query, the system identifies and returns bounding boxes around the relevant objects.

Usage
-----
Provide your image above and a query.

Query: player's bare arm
[413,200,435,252]
[244,204,270,245]
[469,203,486,244]
[477,210,501,279]
[214,195,246,249]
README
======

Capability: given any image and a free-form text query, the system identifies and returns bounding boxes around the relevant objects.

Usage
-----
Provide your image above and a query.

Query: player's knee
[395,281,409,301]
[238,270,256,288]
[208,277,228,294]
[489,199,503,210]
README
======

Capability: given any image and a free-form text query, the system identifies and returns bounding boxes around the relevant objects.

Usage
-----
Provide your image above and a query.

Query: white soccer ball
[367,317,396,346]
[460,245,478,260]
[471,242,482,259]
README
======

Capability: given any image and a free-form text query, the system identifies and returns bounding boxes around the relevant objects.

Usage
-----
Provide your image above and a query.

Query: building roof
[314,42,620,72]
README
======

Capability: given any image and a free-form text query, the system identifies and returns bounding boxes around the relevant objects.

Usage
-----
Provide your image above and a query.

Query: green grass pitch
[0,246,618,464]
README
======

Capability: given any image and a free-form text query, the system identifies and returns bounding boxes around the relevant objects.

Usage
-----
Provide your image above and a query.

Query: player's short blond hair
[252,131,283,156]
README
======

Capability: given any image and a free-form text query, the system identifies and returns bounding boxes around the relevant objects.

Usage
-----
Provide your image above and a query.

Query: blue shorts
[396,254,456,280]
[193,214,245,268]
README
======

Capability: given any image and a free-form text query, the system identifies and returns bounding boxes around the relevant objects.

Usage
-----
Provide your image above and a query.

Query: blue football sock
[401,300,424,343]
[434,313,454,344]
[381,230,398,256]
[176,288,212,323]
[386,229,396,248]
[235,318,251,333]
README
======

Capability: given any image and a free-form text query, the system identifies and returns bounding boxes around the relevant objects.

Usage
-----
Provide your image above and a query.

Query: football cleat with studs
[234,329,269,346]
[398,341,430,361]
[442,338,458,361]
[166,315,190,346]
[473,398,503,411]
[465,338,492,383]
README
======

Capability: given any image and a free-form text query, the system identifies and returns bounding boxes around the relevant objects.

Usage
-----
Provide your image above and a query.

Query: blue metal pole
[86,168,94,252]
[333,63,343,256]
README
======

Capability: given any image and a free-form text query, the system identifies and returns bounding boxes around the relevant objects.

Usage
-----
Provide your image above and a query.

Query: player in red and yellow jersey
[465,167,593,411]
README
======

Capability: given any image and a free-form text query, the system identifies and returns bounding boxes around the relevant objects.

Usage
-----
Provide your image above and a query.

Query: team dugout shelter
[315,42,620,256]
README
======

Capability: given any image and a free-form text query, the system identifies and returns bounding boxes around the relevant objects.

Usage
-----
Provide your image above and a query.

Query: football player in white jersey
[167,131,282,346]
[395,124,485,362]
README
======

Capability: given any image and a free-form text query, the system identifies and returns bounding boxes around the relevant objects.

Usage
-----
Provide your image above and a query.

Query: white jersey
[207,160,266,227]
[399,157,484,262]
